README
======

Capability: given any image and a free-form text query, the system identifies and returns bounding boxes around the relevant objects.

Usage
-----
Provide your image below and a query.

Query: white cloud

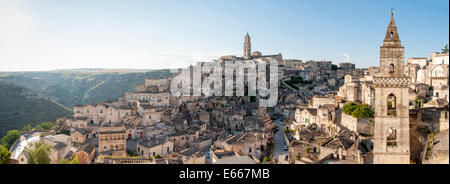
[341,52,351,63]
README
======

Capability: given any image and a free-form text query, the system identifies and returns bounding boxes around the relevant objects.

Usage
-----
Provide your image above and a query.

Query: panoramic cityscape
[0,0,448,165]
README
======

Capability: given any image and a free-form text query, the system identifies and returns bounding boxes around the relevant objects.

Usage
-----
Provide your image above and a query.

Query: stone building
[373,11,411,164]
[98,123,127,156]
[136,137,174,157]
[75,144,96,164]
[41,134,72,164]
[337,75,374,105]
[311,95,336,108]
[71,128,88,144]
[217,33,284,65]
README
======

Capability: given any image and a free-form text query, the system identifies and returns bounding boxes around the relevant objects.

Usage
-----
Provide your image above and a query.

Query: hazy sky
[0,0,448,71]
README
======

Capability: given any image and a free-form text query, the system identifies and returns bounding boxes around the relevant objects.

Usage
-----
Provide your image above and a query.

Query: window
[389,64,395,76]
[390,32,393,39]
[387,94,397,116]
[386,127,397,147]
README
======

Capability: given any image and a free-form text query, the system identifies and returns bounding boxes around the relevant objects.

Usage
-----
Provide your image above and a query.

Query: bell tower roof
[383,10,401,47]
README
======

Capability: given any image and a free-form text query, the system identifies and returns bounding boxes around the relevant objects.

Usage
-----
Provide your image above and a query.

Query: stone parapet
[374,77,410,88]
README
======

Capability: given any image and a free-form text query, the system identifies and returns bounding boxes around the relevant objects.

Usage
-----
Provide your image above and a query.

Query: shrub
[26,142,52,164]
[343,102,358,115]
[37,122,55,130]
[284,128,296,133]
[262,156,273,163]
[0,130,20,150]
[351,104,374,119]
[343,103,374,119]
[0,145,11,164]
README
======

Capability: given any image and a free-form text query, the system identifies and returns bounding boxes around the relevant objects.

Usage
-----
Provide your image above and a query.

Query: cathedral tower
[373,10,411,164]
[243,33,251,60]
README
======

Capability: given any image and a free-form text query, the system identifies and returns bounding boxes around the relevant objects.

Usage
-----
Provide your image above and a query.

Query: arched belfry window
[390,32,394,39]
[389,64,395,76]
[386,127,397,147]
[387,94,397,116]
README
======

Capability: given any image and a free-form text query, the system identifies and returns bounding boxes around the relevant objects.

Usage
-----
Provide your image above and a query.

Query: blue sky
[0,0,448,71]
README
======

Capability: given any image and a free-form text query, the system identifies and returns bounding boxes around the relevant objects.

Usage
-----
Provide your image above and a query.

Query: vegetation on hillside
[0,130,20,150]
[0,83,71,137]
[0,145,11,164]
[1,69,172,107]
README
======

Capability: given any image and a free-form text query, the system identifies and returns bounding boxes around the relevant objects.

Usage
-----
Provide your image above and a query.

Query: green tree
[22,124,32,132]
[351,104,375,119]
[0,130,20,150]
[441,44,449,54]
[38,122,55,130]
[0,145,11,164]
[71,155,79,164]
[343,102,358,115]
[25,142,52,164]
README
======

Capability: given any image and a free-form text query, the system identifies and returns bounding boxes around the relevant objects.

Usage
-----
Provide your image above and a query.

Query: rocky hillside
[0,82,72,137]
[0,69,172,107]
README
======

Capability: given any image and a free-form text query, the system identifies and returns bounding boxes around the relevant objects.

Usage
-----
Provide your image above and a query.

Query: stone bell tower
[373,10,411,164]
[243,32,251,60]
